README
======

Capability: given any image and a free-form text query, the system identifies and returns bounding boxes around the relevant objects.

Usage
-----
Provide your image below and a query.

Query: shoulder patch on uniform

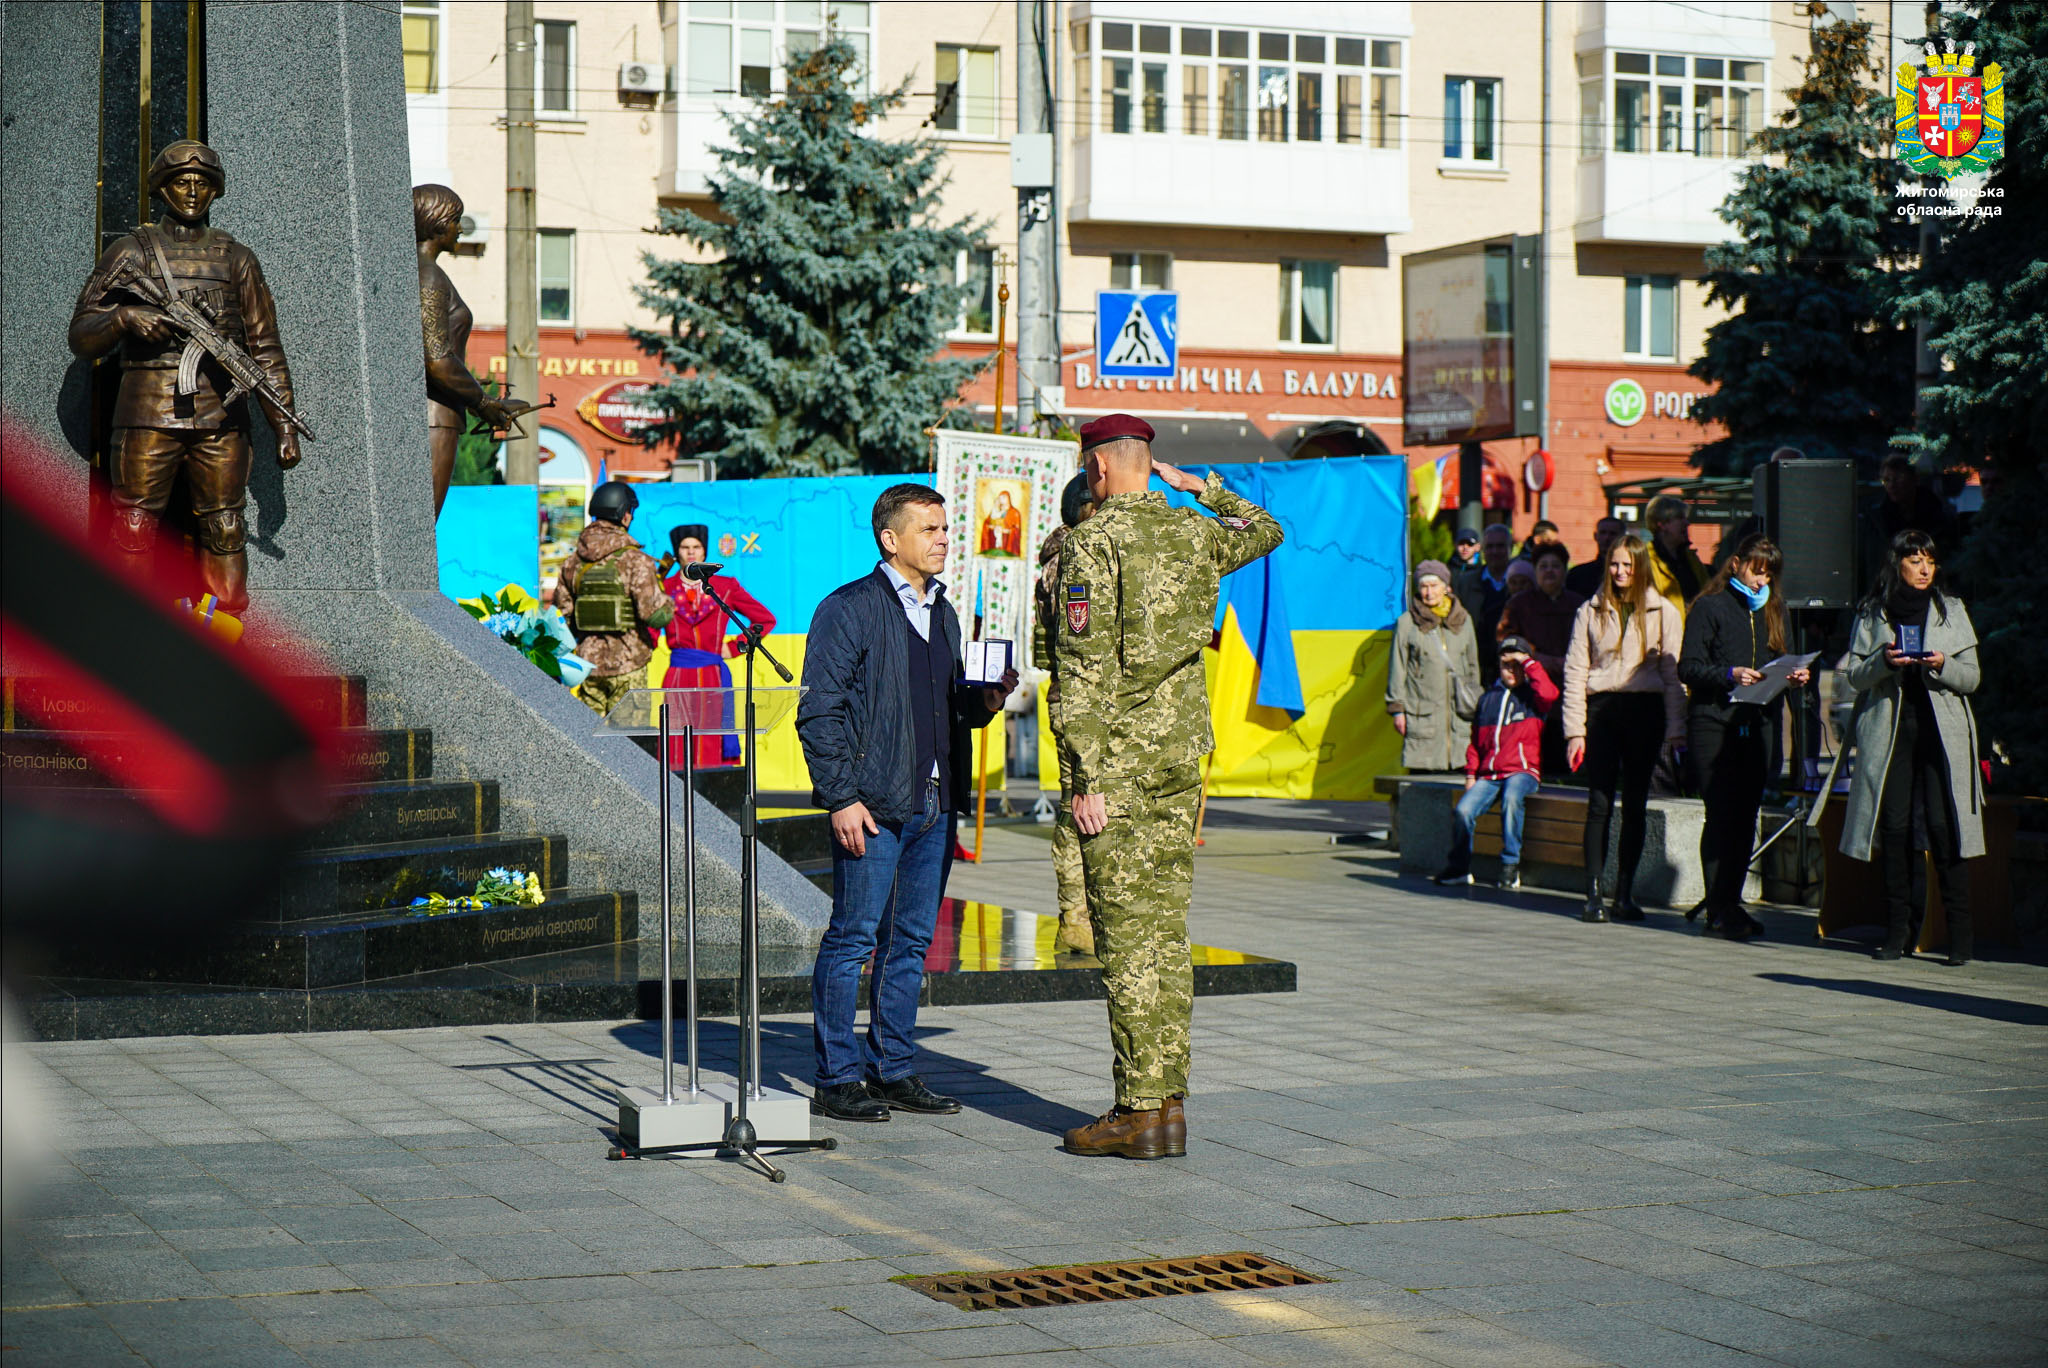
[1065,584,1090,635]
[1219,515,1252,530]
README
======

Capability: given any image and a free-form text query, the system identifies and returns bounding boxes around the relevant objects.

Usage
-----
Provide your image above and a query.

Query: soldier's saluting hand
[1051,414,1282,1161]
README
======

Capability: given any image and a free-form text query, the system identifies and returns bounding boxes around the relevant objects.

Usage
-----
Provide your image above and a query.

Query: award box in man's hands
[963,639,1013,686]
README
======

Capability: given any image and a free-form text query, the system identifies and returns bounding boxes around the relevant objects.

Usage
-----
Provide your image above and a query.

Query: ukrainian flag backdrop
[1031,456,1407,800]
[440,459,1407,802]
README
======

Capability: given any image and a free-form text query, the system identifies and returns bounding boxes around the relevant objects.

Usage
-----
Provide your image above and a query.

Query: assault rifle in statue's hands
[468,388,556,439]
[111,265,318,442]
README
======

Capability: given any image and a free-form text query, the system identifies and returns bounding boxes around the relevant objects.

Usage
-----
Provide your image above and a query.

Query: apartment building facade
[406,1,1902,550]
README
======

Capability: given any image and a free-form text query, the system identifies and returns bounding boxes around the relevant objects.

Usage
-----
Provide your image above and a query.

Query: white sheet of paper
[1728,651,1821,705]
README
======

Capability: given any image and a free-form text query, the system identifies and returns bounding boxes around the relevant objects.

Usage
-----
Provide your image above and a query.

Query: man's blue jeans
[1449,773,1540,874]
[811,781,952,1087]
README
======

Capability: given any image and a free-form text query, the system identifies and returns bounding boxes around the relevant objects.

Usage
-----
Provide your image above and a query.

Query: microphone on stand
[680,561,724,582]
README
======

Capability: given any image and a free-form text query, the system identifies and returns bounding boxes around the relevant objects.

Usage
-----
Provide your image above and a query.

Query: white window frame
[1441,75,1502,168]
[536,18,577,116]
[679,2,873,103]
[933,44,1001,139]
[1278,259,1337,351]
[401,1,442,97]
[1597,50,1766,157]
[952,247,995,340]
[539,228,576,326]
[1109,251,1172,292]
[1623,274,1678,360]
[1071,17,1402,145]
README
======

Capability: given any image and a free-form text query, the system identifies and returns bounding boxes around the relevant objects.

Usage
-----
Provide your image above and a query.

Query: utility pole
[504,1,540,485]
[1013,0,1057,434]
[1537,0,1553,520]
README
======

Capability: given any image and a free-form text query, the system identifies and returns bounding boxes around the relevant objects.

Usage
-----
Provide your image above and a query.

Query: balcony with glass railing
[1067,5,1412,235]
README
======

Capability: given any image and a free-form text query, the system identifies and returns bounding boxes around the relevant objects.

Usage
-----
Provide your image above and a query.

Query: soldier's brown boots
[1063,1097,1186,1159]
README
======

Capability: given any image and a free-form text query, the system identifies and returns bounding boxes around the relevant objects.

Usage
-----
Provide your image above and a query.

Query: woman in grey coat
[1386,560,1482,772]
[1840,530,1983,965]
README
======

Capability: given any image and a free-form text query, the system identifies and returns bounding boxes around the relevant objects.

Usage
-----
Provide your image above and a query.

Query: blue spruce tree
[1687,3,1919,475]
[630,37,987,477]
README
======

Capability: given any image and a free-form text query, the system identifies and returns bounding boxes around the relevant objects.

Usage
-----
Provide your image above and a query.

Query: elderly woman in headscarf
[658,523,776,770]
[1386,559,1482,773]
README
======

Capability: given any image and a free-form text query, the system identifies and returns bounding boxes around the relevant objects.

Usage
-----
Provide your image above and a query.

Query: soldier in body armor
[552,481,675,716]
[68,140,302,613]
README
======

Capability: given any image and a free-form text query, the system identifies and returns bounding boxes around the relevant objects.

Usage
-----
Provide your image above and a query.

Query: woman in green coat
[1840,531,1984,965]
[1386,560,1482,772]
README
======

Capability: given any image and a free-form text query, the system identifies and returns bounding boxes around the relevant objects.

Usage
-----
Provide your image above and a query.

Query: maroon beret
[1077,413,1156,452]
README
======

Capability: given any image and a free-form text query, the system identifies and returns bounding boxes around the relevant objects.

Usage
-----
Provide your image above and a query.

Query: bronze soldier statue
[413,184,518,516]
[69,140,310,613]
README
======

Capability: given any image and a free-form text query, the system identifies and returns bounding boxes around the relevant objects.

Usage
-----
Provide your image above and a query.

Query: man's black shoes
[811,1081,890,1123]
[866,1075,962,1115]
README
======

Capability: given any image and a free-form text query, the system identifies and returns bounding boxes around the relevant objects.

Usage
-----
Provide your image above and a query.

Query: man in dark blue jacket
[797,483,1016,1123]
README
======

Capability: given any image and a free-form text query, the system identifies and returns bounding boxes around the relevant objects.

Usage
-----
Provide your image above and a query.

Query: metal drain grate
[900,1251,1326,1311]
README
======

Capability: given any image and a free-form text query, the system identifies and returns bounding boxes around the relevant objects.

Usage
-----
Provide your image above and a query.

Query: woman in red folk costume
[659,524,775,770]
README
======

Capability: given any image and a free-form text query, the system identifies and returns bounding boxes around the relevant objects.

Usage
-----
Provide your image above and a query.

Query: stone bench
[1380,774,1767,909]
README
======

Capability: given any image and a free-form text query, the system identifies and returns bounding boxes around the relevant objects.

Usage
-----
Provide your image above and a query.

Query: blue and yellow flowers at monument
[409,866,545,915]
[458,583,593,689]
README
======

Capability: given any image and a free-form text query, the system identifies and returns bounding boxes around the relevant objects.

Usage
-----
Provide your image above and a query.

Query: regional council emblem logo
[1897,40,2004,177]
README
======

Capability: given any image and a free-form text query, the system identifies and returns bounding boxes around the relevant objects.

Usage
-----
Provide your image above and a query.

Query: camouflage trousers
[1080,760,1200,1110]
[1052,745,1087,923]
[574,671,639,717]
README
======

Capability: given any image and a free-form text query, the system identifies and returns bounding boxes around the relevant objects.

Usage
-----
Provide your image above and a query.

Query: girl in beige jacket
[1563,534,1686,923]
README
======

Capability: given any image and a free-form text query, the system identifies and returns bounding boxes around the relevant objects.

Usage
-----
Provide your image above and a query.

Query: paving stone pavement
[4,806,2046,1368]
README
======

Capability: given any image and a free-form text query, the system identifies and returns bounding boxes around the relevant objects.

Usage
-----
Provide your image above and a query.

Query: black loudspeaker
[1753,459,1858,609]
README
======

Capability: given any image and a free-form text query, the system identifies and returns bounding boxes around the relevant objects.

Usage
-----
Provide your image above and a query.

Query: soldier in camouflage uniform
[552,481,675,715]
[1033,472,1097,957]
[1053,414,1283,1159]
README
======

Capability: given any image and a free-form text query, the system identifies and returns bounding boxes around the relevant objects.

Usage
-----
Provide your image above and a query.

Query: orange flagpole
[1193,750,1214,847]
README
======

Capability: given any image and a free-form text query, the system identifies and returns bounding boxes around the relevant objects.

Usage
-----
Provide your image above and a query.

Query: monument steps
[321,778,500,846]
[10,673,651,1032]
[32,888,632,992]
[275,831,570,920]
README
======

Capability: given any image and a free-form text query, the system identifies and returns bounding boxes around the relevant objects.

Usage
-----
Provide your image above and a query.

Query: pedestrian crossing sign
[1096,290,1178,379]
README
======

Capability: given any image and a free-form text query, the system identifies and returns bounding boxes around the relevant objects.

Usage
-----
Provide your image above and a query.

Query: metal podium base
[616,1085,735,1150]
[612,1084,828,1179]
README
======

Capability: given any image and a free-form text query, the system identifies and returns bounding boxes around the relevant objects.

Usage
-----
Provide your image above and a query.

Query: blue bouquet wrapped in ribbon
[459,584,593,688]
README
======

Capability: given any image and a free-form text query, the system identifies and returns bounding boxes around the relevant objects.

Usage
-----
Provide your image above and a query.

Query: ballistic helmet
[588,481,639,523]
[149,140,225,194]
[1059,472,1095,530]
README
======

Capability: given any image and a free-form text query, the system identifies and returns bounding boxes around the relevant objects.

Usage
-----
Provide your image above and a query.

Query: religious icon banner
[932,430,1079,678]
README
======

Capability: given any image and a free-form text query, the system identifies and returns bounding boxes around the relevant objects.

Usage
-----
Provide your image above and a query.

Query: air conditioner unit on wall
[618,61,664,96]
[450,212,490,257]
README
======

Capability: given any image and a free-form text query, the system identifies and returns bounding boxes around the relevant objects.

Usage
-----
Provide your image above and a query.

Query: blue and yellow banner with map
[439,458,1406,800]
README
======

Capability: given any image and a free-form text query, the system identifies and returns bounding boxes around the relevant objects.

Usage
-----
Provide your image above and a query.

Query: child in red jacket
[1434,636,1559,891]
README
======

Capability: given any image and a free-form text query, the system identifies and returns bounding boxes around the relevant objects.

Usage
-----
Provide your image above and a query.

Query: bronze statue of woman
[414,184,515,516]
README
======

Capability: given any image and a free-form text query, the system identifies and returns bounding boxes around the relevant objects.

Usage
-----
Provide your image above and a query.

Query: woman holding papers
[1679,537,1811,941]
[1840,531,1984,966]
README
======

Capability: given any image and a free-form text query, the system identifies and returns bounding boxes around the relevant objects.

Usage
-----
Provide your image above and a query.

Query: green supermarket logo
[1604,378,1646,427]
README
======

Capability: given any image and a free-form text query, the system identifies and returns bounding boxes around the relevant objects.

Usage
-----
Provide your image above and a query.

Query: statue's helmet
[148,140,225,195]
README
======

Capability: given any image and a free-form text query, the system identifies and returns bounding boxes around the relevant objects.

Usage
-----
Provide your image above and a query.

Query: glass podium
[600,684,830,1180]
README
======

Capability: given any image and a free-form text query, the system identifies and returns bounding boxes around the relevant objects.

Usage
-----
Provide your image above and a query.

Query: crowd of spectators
[1396,470,1980,958]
